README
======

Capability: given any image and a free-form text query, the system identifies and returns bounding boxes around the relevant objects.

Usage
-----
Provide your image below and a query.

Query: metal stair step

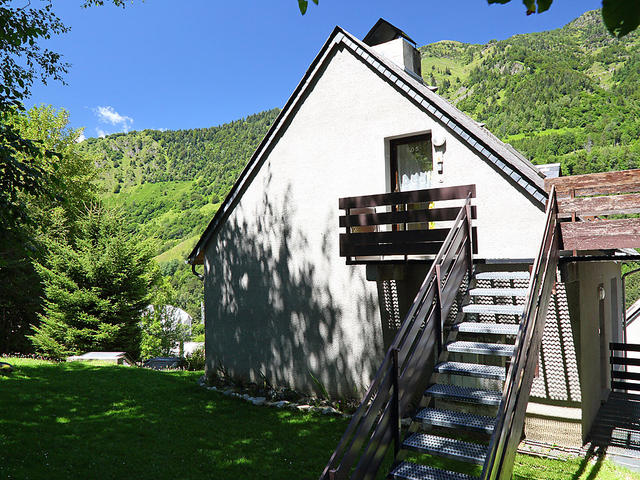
[475,271,530,280]
[445,341,515,357]
[425,384,502,406]
[462,304,525,316]
[468,288,528,297]
[451,322,520,335]
[402,433,488,464]
[390,461,479,480]
[415,407,495,434]
[435,361,506,380]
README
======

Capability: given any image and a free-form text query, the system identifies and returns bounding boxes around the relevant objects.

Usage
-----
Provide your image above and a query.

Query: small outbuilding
[66,351,134,366]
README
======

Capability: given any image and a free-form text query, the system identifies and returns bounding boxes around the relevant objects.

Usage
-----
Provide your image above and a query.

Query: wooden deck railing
[610,343,640,393]
[338,185,477,264]
[321,194,475,480]
[481,186,560,480]
[545,169,640,250]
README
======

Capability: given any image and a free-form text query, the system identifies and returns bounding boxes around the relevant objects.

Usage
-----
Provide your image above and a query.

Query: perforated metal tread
[468,288,528,297]
[475,271,530,280]
[445,341,515,357]
[415,407,495,434]
[390,461,479,480]
[402,433,488,464]
[435,361,506,380]
[462,304,525,316]
[425,384,502,405]
[451,322,520,335]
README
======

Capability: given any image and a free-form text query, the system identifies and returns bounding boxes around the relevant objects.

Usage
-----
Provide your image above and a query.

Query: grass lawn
[1,358,347,480]
[2,358,639,480]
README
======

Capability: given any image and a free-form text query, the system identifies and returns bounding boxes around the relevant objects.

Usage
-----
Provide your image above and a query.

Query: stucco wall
[203,43,546,396]
[562,261,623,442]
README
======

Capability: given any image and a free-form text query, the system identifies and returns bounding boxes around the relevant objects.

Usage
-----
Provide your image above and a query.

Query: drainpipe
[190,262,204,282]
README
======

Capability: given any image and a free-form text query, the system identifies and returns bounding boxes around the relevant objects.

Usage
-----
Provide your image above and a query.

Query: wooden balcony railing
[338,185,477,264]
[545,169,640,251]
[610,343,640,393]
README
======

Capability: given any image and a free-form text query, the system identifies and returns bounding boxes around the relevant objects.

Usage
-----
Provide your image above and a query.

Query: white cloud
[75,132,86,143]
[94,106,133,132]
[96,128,107,138]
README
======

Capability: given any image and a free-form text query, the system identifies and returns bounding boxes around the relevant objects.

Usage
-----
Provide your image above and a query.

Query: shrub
[186,346,205,371]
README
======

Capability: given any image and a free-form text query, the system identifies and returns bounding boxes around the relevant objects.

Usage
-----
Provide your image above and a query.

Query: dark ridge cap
[363,18,417,47]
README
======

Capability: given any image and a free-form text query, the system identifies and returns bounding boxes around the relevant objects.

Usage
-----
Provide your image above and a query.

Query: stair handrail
[481,186,560,480]
[321,193,475,480]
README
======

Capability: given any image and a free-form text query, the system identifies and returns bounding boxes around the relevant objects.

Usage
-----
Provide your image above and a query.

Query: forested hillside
[421,10,640,175]
[83,10,640,321]
[81,109,280,320]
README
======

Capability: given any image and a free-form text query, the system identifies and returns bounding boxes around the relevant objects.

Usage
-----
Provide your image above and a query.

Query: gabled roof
[187,26,548,265]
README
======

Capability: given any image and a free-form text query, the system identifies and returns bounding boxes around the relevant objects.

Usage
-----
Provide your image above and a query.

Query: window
[389,134,433,192]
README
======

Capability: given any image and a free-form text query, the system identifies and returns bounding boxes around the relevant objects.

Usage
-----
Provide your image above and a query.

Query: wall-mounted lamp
[432,130,446,180]
[598,285,606,301]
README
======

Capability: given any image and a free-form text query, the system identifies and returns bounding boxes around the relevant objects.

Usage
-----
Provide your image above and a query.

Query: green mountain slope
[420,10,640,175]
[81,109,280,320]
[82,109,279,255]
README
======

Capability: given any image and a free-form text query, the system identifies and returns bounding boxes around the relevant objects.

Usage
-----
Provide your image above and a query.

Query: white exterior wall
[203,44,546,396]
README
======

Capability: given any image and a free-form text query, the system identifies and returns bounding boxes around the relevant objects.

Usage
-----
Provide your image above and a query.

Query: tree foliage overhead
[0,0,69,110]
[489,0,640,38]
[30,204,159,360]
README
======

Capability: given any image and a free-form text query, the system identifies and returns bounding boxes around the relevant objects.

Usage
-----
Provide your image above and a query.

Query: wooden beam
[557,192,640,217]
[561,218,640,250]
[545,169,640,197]
[339,184,476,209]
[339,206,477,228]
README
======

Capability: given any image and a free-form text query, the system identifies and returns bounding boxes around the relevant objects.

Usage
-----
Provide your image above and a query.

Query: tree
[297,0,318,15]
[29,204,159,359]
[488,0,640,38]
[0,106,94,353]
[140,279,191,359]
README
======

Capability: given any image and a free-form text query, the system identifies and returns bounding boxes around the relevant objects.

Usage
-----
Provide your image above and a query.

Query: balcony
[338,185,477,264]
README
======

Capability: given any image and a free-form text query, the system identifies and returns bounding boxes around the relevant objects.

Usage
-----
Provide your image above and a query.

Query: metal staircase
[322,186,560,480]
[390,270,529,480]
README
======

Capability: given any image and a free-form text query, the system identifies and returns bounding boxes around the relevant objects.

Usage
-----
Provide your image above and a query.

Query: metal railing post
[465,199,474,280]
[391,348,401,456]
[435,264,443,353]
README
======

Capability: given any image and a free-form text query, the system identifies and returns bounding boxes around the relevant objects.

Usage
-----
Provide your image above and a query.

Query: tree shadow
[0,361,349,479]
[204,171,383,398]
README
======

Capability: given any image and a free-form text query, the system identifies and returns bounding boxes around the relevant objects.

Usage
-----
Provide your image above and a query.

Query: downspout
[190,262,204,282]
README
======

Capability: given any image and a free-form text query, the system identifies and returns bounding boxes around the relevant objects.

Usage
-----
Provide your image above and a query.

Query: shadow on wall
[205,170,382,399]
[531,283,582,405]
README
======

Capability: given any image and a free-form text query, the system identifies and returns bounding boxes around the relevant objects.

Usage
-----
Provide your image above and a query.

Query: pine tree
[29,204,159,359]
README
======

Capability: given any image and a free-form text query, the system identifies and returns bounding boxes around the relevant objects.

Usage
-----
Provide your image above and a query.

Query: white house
[188,19,637,480]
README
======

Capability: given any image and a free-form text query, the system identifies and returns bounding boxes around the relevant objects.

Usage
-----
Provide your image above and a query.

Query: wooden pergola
[545,168,640,251]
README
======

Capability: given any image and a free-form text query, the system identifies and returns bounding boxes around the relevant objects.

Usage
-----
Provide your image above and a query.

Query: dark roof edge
[339,30,547,200]
[363,18,417,46]
[187,26,548,265]
[187,27,346,265]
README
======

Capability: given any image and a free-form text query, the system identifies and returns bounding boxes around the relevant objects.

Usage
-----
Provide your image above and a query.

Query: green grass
[2,358,639,480]
[154,234,200,263]
[0,358,348,480]
[514,454,640,480]
[504,126,585,143]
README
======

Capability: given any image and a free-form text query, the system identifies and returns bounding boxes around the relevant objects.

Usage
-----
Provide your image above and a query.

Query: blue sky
[26,0,603,139]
